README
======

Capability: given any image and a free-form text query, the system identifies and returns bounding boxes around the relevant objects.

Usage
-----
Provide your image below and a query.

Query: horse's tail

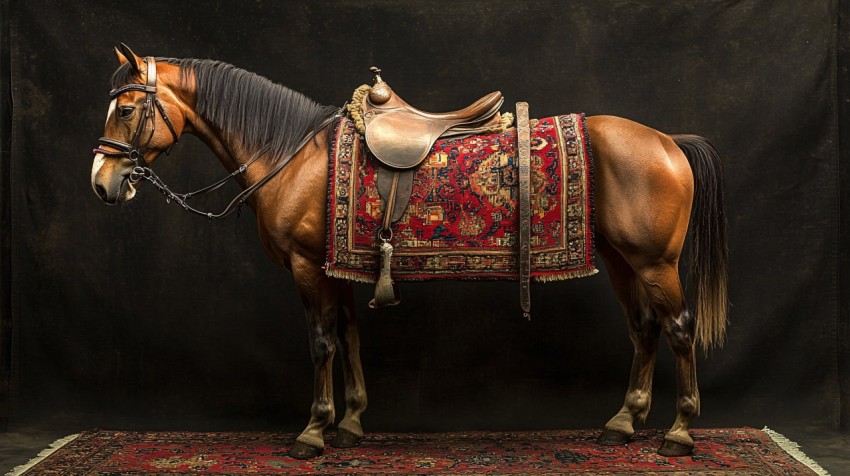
[671,134,729,351]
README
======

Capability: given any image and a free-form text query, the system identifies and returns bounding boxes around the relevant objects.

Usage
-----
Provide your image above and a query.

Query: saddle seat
[384,91,504,122]
[361,67,504,170]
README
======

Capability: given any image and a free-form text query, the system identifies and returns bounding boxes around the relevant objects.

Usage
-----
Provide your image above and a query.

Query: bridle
[93,57,179,167]
[93,56,342,219]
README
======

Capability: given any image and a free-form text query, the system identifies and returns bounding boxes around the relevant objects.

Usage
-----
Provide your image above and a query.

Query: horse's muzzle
[92,157,135,205]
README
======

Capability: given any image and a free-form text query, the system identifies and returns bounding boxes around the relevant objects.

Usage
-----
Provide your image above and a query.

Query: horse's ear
[114,46,128,64]
[117,43,143,76]
[114,46,130,67]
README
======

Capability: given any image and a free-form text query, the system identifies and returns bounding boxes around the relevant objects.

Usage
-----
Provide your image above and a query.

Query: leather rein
[93,56,341,219]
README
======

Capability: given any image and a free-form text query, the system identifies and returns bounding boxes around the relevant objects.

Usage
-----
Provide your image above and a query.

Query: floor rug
[9,427,829,475]
[325,114,596,282]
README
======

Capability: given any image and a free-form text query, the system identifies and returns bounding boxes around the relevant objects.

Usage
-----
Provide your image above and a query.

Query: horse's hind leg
[588,115,703,456]
[635,261,699,456]
[597,237,662,446]
[331,282,368,448]
[288,258,340,459]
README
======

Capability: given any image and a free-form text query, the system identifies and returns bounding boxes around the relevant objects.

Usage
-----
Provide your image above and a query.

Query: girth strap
[516,102,532,320]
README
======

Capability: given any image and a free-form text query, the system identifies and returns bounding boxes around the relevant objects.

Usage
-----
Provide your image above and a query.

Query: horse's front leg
[288,258,340,459]
[331,281,368,448]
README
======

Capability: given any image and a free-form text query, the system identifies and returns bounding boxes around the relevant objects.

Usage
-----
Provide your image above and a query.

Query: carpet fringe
[325,268,601,283]
[5,433,80,476]
[762,426,831,476]
[535,268,599,282]
[325,267,377,283]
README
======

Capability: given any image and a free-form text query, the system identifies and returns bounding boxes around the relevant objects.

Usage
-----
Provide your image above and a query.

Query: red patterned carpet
[325,114,596,283]
[10,428,827,475]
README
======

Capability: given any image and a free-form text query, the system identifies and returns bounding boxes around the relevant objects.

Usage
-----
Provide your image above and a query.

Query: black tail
[671,134,729,351]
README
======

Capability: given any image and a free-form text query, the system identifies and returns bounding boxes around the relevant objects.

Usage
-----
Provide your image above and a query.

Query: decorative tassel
[369,240,401,308]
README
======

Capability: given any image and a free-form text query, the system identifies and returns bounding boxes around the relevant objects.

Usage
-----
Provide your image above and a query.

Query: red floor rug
[10,428,828,475]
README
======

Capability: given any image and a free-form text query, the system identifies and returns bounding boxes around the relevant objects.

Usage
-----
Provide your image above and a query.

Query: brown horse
[90,45,728,459]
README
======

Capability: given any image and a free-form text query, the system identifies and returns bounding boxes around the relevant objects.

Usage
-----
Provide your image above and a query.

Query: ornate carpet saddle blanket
[325,113,596,282]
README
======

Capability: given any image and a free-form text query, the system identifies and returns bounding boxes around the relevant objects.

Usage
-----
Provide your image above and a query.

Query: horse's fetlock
[313,402,335,423]
[346,390,368,411]
[625,390,652,414]
[678,396,700,418]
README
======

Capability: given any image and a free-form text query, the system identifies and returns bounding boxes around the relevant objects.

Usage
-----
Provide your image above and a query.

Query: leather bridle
[93,57,179,168]
[92,55,342,219]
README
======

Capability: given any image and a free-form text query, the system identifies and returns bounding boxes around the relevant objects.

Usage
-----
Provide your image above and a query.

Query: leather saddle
[362,67,504,170]
[359,67,509,309]
[361,67,505,225]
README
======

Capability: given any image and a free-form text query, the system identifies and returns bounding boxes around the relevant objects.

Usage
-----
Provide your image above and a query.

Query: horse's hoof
[658,438,693,457]
[597,428,631,446]
[288,441,324,459]
[331,428,362,448]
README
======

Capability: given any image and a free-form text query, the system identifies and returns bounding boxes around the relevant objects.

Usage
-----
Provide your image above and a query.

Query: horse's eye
[119,106,135,119]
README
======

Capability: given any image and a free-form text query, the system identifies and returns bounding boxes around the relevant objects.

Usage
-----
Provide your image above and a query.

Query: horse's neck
[185,106,331,262]
[184,112,277,192]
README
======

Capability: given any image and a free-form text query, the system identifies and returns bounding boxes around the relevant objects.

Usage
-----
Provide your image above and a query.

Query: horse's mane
[111,58,338,164]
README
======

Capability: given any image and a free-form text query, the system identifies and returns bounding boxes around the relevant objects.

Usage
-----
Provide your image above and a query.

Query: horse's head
[91,44,184,204]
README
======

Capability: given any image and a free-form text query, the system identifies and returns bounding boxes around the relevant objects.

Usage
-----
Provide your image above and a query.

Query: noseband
[93,57,179,167]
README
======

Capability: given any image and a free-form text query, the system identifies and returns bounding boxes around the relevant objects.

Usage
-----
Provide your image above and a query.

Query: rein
[131,112,338,220]
[93,55,343,220]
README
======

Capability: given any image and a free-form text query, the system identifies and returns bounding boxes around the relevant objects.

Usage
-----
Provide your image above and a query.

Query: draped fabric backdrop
[1,0,846,440]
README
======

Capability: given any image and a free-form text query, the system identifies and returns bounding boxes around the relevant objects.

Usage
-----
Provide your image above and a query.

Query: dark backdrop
[2,0,845,438]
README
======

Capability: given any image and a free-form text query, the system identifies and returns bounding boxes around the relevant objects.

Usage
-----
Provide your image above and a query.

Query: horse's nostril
[95,183,108,201]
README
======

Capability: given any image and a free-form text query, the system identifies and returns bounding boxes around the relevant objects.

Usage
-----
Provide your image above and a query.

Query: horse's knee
[663,310,695,354]
[309,327,337,365]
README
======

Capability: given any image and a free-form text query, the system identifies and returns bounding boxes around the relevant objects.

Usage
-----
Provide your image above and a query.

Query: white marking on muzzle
[91,153,106,193]
[92,99,117,194]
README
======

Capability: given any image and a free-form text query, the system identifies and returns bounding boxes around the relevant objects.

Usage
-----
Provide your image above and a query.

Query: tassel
[369,240,401,308]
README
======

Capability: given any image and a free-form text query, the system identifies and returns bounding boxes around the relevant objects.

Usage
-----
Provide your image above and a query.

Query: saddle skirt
[324,114,597,282]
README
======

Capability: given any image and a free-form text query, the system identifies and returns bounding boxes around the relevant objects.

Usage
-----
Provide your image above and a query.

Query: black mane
[111,58,338,164]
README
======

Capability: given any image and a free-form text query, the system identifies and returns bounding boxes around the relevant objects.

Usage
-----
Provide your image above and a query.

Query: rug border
[5,433,80,476]
[762,426,831,476]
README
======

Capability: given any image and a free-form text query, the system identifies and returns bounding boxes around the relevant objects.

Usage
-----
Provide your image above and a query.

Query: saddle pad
[325,114,596,282]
